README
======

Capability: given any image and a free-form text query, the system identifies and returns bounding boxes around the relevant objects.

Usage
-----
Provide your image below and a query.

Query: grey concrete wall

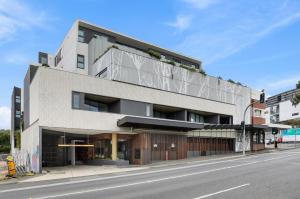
[23,69,30,129]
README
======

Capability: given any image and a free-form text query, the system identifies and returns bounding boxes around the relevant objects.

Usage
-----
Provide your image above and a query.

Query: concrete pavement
[0,149,300,199]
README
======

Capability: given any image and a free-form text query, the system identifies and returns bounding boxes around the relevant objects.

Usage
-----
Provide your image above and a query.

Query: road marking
[193,183,250,199]
[29,155,292,199]
[0,152,296,194]
[0,152,295,194]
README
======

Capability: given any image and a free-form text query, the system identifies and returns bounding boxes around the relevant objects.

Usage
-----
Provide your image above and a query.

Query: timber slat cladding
[131,133,235,164]
[187,137,234,156]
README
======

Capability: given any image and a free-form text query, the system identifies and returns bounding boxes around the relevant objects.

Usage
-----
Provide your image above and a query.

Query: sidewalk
[20,165,148,183]
[2,147,297,184]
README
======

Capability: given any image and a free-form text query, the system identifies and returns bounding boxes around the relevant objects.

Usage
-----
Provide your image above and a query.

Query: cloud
[166,15,192,31]
[0,106,10,129]
[182,0,218,10]
[0,0,49,44]
[254,74,300,96]
[174,1,300,65]
[2,52,32,65]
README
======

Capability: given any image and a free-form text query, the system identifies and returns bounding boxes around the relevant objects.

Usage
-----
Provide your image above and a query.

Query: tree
[297,80,300,89]
[291,93,300,107]
[291,81,300,106]
[0,129,10,153]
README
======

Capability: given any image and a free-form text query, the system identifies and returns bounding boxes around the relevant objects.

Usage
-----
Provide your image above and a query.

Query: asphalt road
[1,149,300,199]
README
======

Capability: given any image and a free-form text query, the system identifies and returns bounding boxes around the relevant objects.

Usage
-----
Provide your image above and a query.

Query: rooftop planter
[227,79,246,87]
[162,60,176,66]
[179,64,198,72]
[148,49,161,59]
[199,69,207,76]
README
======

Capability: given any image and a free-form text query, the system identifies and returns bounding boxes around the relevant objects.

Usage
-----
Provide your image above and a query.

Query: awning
[117,116,204,131]
[204,124,269,130]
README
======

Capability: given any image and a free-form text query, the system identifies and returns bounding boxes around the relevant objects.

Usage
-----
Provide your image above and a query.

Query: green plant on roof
[199,69,207,76]
[227,79,235,84]
[163,60,176,66]
[111,45,119,49]
[179,64,198,72]
[236,82,243,86]
[296,80,300,89]
[217,76,223,80]
[148,49,161,59]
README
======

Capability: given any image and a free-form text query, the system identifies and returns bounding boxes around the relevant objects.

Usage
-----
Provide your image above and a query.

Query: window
[55,49,62,66]
[85,98,108,112]
[72,92,81,109]
[16,111,21,118]
[78,29,85,42]
[15,96,21,103]
[146,104,151,117]
[154,111,167,119]
[77,54,85,69]
[189,113,204,123]
[254,109,262,117]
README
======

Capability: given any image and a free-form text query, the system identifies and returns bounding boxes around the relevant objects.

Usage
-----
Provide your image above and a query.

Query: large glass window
[77,54,85,69]
[189,112,204,123]
[154,111,167,119]
[85,98,108,112]
[72,92,81,109]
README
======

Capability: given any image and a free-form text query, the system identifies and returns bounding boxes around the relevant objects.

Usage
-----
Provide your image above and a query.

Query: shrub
[179,64,198,72]
[163,60,175,66]
[217,76,223,80]
[236,82,243,86]
[227,79,235,84]
[148,50,161,59]
[199,69,207,76]
[111,45,119,49]
[296,80,300,89]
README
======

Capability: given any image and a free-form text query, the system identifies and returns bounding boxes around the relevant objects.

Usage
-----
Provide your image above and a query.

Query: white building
[12,20,267,173]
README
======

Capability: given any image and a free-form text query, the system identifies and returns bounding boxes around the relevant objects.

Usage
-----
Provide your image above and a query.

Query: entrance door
[117,140,131,160]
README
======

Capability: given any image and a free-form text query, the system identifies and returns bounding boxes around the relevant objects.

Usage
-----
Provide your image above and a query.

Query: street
[0,149,300,199]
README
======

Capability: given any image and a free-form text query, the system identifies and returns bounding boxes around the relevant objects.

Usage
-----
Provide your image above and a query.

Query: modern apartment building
[265,88,300,141]
[14,20,267,173]
[266,88,300,124]
[10,87,22,151]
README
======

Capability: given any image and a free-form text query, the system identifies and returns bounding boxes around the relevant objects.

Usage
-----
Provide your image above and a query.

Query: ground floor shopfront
[41,129,243,167]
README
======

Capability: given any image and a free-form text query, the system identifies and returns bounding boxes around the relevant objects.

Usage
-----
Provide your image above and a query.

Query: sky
[0,0,300,129]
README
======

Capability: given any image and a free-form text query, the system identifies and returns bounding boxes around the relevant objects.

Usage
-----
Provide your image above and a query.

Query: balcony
[90,47,251,106]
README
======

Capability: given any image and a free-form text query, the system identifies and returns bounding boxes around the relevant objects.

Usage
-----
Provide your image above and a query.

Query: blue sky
[0,0,300,129]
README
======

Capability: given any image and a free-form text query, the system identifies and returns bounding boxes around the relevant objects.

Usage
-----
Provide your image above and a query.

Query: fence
[12,150,32,176]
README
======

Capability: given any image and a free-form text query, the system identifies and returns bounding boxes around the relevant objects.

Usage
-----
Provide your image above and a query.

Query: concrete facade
[17,20,265,173]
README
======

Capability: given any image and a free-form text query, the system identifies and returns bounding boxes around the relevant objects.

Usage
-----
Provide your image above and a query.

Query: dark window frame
[55,49,62,66]
[77,54,85,69]
[78,29,85,43]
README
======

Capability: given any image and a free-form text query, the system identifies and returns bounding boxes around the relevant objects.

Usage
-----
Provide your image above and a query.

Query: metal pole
[294,123,296,149]
[243,103,254,156]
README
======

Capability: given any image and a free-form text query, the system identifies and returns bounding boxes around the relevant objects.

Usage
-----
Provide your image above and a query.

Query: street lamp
[242,90,265,156]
